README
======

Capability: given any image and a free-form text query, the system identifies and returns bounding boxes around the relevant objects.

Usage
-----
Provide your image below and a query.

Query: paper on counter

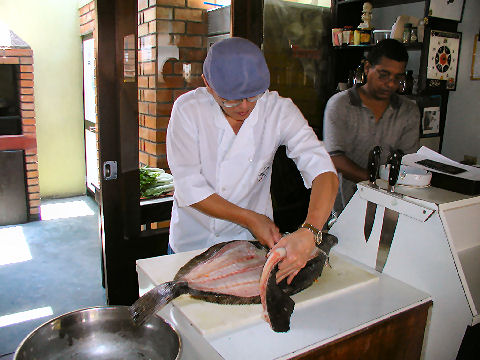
[403,146,480,181]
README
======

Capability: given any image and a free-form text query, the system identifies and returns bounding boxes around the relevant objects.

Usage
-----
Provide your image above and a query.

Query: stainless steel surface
[364,146,381,241]
[376,208,399,272]
[376,150,403,272]
[364,202,376,241]
[14,306,181,360]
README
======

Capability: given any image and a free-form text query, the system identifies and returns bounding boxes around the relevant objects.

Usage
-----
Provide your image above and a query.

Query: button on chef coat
[167,88,336,253]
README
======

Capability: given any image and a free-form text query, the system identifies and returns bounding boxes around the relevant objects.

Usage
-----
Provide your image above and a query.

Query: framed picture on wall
[426,0,465,22]
[416,95,442,137]
[422,107,441,136]
[424,29,462,91]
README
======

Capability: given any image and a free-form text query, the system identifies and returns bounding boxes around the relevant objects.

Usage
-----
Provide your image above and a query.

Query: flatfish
[130,235,338,332]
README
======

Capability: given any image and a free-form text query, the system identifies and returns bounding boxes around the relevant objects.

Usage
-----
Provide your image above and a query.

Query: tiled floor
[0,195,106,357]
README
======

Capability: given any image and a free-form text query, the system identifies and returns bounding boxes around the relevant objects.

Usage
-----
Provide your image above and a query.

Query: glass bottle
[347,70,354,88]
[402,23,412,44]
[404,70,414,95]
[410,27,418,43]
[397,70,414,95]
[354,59,365,85]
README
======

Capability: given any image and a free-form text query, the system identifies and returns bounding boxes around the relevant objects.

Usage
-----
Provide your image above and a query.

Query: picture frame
[424,29,462,91]
[422,106,441,136]
[416,95,442,138]
[426,0,465,22]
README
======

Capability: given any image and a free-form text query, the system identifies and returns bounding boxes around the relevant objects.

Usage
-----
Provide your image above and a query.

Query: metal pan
[14,306,181,360]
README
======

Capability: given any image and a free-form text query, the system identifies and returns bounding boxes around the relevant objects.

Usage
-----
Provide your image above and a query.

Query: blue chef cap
[203,37,270,100]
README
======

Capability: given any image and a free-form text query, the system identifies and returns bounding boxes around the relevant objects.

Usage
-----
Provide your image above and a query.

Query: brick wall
[137,0,209,170]
[79,2,96,36]
[0,48,40,220]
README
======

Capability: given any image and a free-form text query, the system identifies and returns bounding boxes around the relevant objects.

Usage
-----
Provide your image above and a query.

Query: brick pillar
[79,1,96,36]
[137,0,209,170]
[0,48,40,220]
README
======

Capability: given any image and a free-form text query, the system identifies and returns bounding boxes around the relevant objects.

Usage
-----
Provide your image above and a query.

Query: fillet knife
[364,146,382,242]
[376,149,403,273]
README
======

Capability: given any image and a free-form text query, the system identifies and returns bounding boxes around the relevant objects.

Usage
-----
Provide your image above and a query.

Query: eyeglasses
[373,68,405,85]
[219,91,266,108]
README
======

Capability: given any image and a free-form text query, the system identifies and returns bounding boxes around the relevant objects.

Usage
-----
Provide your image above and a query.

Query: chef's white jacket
[166,88,336,253]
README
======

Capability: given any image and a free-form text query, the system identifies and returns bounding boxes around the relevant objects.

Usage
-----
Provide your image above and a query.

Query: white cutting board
[138,248,378,339]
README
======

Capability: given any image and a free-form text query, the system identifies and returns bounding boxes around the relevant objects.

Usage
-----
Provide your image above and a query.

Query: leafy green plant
[139,167,174,198]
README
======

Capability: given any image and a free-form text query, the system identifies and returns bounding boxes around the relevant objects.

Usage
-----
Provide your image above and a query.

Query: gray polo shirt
[323,86,420,213]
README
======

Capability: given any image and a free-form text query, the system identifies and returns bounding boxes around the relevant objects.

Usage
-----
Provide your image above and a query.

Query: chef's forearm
[331,154,368,183]
[304,172,339,230]
[191,193,253,228]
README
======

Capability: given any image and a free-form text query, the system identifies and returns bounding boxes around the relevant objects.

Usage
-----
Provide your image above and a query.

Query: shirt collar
[347,85,401,110]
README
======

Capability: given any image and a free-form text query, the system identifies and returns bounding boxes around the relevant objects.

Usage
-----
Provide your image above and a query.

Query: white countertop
[136,248,431,360]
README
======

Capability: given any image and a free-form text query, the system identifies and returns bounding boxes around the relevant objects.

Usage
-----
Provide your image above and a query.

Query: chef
[166,37,338,284]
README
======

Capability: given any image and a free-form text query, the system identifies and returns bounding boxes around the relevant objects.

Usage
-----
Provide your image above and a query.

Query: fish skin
[259,247,293,332]
[260,233,339,332]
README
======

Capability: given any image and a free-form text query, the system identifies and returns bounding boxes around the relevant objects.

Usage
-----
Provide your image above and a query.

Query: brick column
[79,2,96,35]
[137,0,209,170]
[0,47,40,220]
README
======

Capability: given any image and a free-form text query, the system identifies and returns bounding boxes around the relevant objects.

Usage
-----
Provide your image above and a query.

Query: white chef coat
[166,87,336,253]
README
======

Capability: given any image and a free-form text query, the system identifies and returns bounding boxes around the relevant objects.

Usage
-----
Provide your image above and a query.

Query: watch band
[299,222,323,247]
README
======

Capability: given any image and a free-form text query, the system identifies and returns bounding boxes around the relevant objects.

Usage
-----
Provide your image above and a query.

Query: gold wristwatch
[300,222,323,247]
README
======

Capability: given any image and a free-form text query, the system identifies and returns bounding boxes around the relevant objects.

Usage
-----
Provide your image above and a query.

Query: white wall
[442,0,480,163]
[0,0,86,198]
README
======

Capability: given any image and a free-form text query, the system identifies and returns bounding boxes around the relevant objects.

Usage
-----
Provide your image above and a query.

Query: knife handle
[367,146,382,184]
[387,150,404,189]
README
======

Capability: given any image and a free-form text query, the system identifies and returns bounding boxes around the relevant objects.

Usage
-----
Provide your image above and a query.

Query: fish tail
[129,281,188,326]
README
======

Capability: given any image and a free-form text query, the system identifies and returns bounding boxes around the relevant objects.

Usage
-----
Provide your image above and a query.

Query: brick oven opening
[0,64,21,135]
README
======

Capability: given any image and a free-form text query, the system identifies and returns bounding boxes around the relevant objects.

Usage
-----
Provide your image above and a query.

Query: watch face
[427,30,461,90]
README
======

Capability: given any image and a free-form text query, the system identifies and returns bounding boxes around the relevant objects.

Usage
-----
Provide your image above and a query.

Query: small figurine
[358,2,373,29]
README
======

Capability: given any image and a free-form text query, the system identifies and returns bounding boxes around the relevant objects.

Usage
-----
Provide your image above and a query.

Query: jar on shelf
[359,29,372,45]
[402,23,412,44]
[354,29,361,45]
[343,26,354,45]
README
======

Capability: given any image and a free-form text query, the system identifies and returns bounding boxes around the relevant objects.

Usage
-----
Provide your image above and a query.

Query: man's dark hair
[367,39,408,66]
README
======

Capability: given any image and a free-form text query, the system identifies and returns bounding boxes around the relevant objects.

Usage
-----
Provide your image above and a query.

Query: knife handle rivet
[423,210,426,214]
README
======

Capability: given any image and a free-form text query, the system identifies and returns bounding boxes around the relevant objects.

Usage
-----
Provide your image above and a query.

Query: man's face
[202,75,258,122]
[211,92,258,121]
[364,56,407,100]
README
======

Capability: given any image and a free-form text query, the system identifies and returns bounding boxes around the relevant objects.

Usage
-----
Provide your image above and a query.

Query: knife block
[330,181,480,360]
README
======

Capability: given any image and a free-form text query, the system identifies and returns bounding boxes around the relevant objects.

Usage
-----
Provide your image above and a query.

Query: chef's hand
[272,228,316,284]
[246,212,282,249]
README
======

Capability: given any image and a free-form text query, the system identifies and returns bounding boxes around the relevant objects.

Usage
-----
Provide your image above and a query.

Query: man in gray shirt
[323,39,420,213]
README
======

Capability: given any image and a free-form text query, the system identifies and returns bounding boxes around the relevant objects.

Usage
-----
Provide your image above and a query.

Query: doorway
[82,35,99,195]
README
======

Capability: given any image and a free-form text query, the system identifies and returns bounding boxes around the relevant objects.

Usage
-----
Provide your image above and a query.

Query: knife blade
[376,149,403,273]
[364,146,381,242]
